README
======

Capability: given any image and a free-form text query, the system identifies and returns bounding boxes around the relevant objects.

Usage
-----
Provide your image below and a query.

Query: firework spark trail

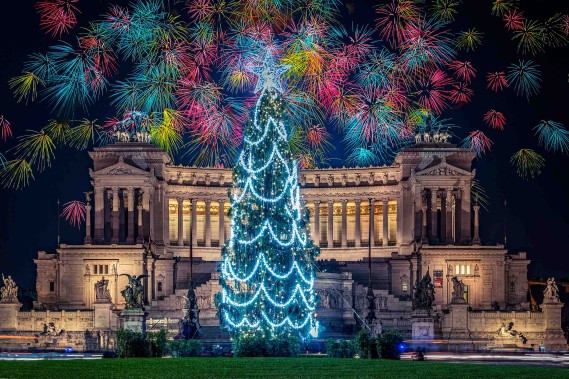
[36,0,81,38]
[483,110,507,130]
[534,120,569,154]
[510,148,545,180]
[461,130,493,156]
[0,116,12,141]
[486,71,508,92]
[506,60,541,99]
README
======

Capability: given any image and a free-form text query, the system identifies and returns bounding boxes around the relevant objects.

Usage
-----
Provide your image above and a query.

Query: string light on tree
[219,50,319,339]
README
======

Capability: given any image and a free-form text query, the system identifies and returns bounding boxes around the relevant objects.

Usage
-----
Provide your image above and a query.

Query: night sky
[0,1,568,290]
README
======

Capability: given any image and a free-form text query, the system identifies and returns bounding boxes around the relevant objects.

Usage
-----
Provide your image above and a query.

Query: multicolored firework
[510,148,545,180]
[483,110,506,130]
[60,200,87,228]
[533,120,569,154]
[461,130,493,156]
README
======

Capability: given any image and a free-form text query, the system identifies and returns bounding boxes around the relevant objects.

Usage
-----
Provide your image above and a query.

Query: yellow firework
[510,148,545,180]
[13,129,56,172]
[0,159,35,189]
[8,72,43,104]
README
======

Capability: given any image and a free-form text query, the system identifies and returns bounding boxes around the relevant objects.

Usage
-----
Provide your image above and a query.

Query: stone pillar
[94,186,104,242]
[162,194,169,246]
[447,303,470,341]
[313,200,320,247]
[177,198,184,246]
[0,302,21,331]
[341,199,348,248]
[472,204,481,245]
[460,184,472,243]
[119,309,147,335]
[111,187,119,244]
[382,198,389,245]
[445,188,454,244]
[541,302,568,350]
[327,200,334,248]
[136,202,143,244]
[218,199,225,245]
[430,189,438,244]
[421,204,428,244]
[85,201,92,244]
[205,199,212,247]
[355,199,361,247]
[369,199,375,247]
[127,186,135,243]
[191,199,198,247]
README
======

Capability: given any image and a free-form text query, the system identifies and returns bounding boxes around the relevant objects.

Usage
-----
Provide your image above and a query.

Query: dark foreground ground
[0,357,568,379]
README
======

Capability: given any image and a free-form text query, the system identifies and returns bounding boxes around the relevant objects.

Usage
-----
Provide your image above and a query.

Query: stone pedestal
[448,303,471,341]
[93,301,114,330]
[411,311,434,340]
[0,303,21,331]
[541,302,568,350]
[119,308,147,335]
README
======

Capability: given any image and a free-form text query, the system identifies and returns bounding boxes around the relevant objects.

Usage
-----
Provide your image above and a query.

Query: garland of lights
[219,51,319,338]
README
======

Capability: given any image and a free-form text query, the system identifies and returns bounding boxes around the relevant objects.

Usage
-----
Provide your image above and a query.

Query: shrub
[232,333,302,357]
[325,339,354,358]
[376,329,403,360]
[116,329,148,358]
[169,339,203,357]
[147,329,168,358]
[354,330,371,359]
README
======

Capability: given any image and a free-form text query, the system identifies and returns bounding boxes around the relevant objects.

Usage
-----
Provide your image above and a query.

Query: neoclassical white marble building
[1,139,566,351]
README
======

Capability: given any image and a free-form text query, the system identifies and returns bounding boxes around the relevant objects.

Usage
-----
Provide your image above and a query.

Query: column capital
[327,199,334,206]
[127,186,134,192]
[421,205,428,212]
[313,199,321,205]
[176,197,183,204]
[218,199,225,205]
[473,204,480,212]
[354,199,362,205]
[205,198,212,205]
[382,197,389,203]
[341,199,348,205]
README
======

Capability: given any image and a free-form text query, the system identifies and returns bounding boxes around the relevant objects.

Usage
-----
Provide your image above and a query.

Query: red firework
[449,83,473,104]
[307,124,329,148]
[0,116,12,141]
[503,9,525,31]
[486,71,509,92]
[483,110,507,130]
[448,60,477,83]
[35,0,80,38]
[463,130,493,156]
[60,200,86,228]
[375,0,419,47]
[563,15,569,36]
[417,69,453,115]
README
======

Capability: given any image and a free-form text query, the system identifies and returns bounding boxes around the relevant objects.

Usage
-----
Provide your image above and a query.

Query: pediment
[413,161,471,177]
[95,160,150,176]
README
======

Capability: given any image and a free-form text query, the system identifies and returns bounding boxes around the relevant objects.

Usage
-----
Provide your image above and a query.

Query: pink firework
[416,69,453,115]
[483,110,507,130]
[105,5,131,32]
[503,9,525,31]
[307,124,329,148]
[61,200,86,229]
[186,0,214,21]
[35,0,80,38]
[462,130,493,156]
[0,115,12,141]
[486,71,509,92]
[448,60,476,83]
[563,15,569,36]
[449,83,473,104]
[375,0,419,47]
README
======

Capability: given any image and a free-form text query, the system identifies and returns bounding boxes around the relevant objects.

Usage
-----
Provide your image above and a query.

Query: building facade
[0,139,566,352]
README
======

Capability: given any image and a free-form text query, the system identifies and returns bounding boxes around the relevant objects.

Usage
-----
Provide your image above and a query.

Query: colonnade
[168,198,227,247]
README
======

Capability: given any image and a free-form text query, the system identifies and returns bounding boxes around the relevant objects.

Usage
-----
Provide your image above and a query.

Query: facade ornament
[327,174,334,187]
[0,274,18,303]
[119,274,148,309]
[451,276,467,303]
[354,173,361,185]
[498,322,528,344]
[367,172,374,185]
[84,191,93,204]
[94,276,112,303]
[205,173,211,186]
[314,174,320,186]
[447,264,453,277]
[300,175,306,186]
[341,174,347,186]
[412,272,435,312]
[85,264,90,275]
[41,322,64,337]
[191,173,198,185]
[474,264,480,276]
[543,277,560,303]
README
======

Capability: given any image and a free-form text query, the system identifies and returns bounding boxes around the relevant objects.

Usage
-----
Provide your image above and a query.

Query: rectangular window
[466,265,471,275]
[94,265,98,274]
[461,265,465,275]
[104,265,109,275]
[402,282,408,293]
[49,281,55,292]
[455,265,459,275]
[157,282,163,292]
[510,281,515,292]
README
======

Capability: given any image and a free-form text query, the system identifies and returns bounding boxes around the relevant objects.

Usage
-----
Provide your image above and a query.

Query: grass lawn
[0,358,567,379]
[0,358,569,379]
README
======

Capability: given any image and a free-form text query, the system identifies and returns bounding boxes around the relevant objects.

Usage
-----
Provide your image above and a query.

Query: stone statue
[370,318,382,337]
[498,321,527,344]
[451,277,466,303]
[179,286,200,339]
[84,191,93,204]
[94,276,112,302]
[0,274,19,303]
[119,274,148,309]
[543,277,560,303]
[412,272,435,311]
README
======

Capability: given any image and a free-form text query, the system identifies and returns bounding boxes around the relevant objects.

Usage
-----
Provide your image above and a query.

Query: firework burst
[506,60,541,98]
[512,20,545,55]
[510,148,545,180]
[13,129,56,172]
[461,130,493,156]
[0,116,12,141]
[483,110,507,130]
[60,200,87,228]
[533,120,569,154]
[486,71,508,92]
[503,9,525,31]
[448,60,476,83]
[35,0,81,38]
[456,28,483,52]
[0,159,35,189]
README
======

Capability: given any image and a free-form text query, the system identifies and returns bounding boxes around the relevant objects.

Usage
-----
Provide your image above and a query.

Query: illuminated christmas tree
[219,51,319,338]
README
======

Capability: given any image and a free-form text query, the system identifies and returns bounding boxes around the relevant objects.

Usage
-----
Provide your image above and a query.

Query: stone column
[112,187,120,244]
[369,199,375,247]
[445,188,454,244]
[127,187,135,243]
[430,189,438,244]
[421,204,428,244]
[313,200,320,247]
[341,199,348,248]
[191,199,198,247]
[355,199,361,247]
[472,204,481,245]
[84,200,92,244]
[218,199,225,245]
[205,199,212,247]
[177,198,184,246]
[382,198,389,245]
[327,200,334,248]
[460,184,471,243]
[94,186,104,242]
[136,199,143,244]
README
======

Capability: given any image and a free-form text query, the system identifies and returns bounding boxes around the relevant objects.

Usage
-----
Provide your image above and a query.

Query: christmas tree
[219,51,319,338]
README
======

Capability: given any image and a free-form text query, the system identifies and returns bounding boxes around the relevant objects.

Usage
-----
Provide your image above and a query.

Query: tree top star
[250,50,290,94]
